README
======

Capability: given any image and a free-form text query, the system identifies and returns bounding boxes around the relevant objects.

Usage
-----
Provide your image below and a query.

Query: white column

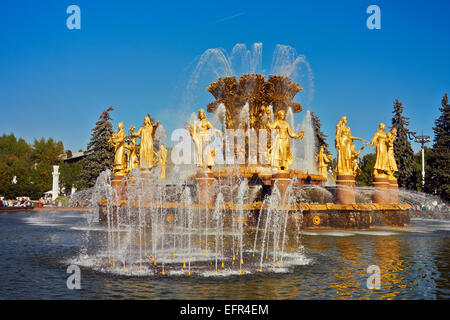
[421,147,425,187]
[52,165,60,201]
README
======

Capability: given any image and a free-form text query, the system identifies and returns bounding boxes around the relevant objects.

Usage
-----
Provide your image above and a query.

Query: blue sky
[0,0,448,156]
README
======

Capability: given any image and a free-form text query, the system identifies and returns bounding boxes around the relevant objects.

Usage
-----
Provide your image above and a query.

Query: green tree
[412,146,432,192]
[79,107,115,188]
[391,99,415,189]
[425,94,450,202]
[60,161,83,193]
[311,111,329,155]
[31,137,64,193]
[356,153,376,186]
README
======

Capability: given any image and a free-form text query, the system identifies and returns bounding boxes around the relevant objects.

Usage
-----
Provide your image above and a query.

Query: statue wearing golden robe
[315,146,332,178]
[189,109,218,169]
[133,116,159,171]
[386,127,398,178]
[109,122,127,175]
[335,116,365,176]
[125,125,139,173]
[159,144,168,180]
[369,123,390,178]
[351,144,364,177]
[267,109,304,172]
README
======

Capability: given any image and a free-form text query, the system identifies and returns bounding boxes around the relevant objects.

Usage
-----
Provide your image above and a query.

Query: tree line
[0,135,80,199]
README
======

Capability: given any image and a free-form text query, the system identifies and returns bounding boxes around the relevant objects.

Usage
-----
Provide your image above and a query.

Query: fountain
[91,72,415,276]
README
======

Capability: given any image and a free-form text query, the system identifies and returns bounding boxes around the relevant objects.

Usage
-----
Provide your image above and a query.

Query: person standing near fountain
[132,115,160,171]
[267,109,304,172]
[109,122,127,175]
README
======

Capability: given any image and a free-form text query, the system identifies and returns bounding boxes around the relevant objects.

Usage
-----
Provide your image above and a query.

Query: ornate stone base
[373,176,390,203]
[196,170,215,204]
[112,174,127,201]
[389,178,399,203]
[336,174,355,204]
[271,172,291,200]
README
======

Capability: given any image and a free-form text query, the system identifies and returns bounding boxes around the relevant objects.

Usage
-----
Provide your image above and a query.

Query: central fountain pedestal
[373,176,390,204]
[196,170,215,205]
[271,172,291,200]
[112,174,127,200]
[336,174,356,204]
[389,177,399,203]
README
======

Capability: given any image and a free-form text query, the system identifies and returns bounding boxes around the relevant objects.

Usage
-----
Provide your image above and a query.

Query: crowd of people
[0,197,33,208]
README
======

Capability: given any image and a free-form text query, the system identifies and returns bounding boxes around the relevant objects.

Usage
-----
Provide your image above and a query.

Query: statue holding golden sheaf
[132,115,160,171]
[125,125,139,174]
[109,122,127,175]
[351,144,364,177]
[189,109,220,170]
[267,109,304,172]
[316,145,332,178]
[158,144,168,180]
[386,127,398,179]
[370,123,398,178]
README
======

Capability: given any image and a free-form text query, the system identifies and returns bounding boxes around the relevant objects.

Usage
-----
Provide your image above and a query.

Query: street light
[414,132,431,188]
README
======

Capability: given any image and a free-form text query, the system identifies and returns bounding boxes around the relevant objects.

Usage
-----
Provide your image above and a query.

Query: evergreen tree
[310,112,329,155]
[79,107,115,188]
[425,94,450,202]
[391,99,415,189]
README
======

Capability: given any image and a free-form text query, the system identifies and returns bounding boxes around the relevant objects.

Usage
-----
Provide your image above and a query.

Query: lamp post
[414,133,431,188]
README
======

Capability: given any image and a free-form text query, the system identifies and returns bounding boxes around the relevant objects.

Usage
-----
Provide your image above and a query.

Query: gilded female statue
[267,109,304,172]
[386,127,398,178]
[133,116,160,171]
[189,109,219,169]
[125,125,139,173]
[351,144,364,177]
[369,123,390,177]
[158,144,168,180]
[335,117,365,175]
[316,146,332,178]
[109,122,127,175]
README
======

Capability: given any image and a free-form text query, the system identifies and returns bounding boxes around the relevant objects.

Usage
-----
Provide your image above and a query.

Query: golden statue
[369,123,390,178]
[125,125,139,173]
[133,115,160,171]
[189,109,218,170]
[315,146,332,178]
[386,127,398,179]
[335,116,366,176]
[351,144,364,177]
[109,122,127,175]
[267,109,304,172]
[159,144,168,180]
